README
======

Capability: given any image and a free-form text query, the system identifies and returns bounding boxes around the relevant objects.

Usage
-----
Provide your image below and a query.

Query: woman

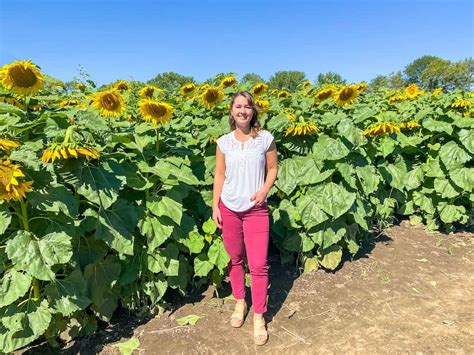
[212,91,278,346]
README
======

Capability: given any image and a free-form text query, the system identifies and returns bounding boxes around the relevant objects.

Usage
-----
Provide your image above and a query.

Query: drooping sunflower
[58,99,81,108]
[405,84,423,99]
[255,99,269,112]
[0,96,25,110]
[363,122,400,136]
[76,82,87,91]
[208,136,217,145]
[389,92,407,103]
[335,85,359,106]
[0,60,45,96]
[139,99,174,126]
[354,82,368,92]
[0,160,32,201]
[91,89,125,117]
[277,90,290,98]
[219,76,237,88]
[302,80,312,89]
[315,85,337,102]
[179,83,196,96]
[139,85,163,98]
[114,80,131,91]
[252,82,268,96]
[398,121,421,130]
[41,145,100,163]
[200,86,224,109]
[0,138,20,152]
[450,99,471,109]
[285,122,320,136]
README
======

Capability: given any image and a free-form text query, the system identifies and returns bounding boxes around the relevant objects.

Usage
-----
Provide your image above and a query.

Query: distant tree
[241,73,265,85]
[404,55,442,86]
[370,75,389,89]
[268,70,306,92]
[420,58,474,90]
[315,72,346,86]
[147,72,194,92]
[204,72,237,86]
[370,71,406,90]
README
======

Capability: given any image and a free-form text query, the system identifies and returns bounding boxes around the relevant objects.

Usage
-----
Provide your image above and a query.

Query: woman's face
[231,95,254,129]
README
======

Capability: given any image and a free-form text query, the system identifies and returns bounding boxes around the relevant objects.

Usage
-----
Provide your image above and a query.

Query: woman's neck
[234,125,251,135]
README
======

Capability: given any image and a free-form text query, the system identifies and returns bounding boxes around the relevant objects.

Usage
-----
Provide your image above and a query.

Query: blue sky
[1,0,473,86]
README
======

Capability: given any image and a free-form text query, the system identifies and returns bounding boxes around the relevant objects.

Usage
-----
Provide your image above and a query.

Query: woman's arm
[251,141,278,205]
[212,146,226,228]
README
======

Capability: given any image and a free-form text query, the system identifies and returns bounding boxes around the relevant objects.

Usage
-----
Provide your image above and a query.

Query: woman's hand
[212,207,222,229]
[250,190,267,206]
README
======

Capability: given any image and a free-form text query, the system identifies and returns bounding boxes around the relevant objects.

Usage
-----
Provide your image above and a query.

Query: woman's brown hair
[228,91,262,138]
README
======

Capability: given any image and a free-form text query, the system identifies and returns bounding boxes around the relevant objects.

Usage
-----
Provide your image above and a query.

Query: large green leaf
[449,167,474,191]
[439,141,471,171]
[83,199,139,256]
[318,245,342,270]
[313,135,350,161]
[296,194,329,229]
[0,269,31,308]
[458,129,474,154]
[437,203,466,224]
[28,184,78,218]
[194,254,214,277]
[311,183,356,219]
[355,165,380,195]
[147,195,183,225]
[208,239,230,272]
[412,192,435,214]
[434,177,459,199]
[380,157,407,191]
[0,205,11,235]
[337,119,366,147]
[6,231,73,281]
[138,215,174,253]
[275,158,298,195]
[422,117,453,135]
[44,270,91,316]
[144,275,168,304]
[405,165,424,191]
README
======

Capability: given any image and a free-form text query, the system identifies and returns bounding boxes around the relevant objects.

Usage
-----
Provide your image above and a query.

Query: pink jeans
[218,199,269,314]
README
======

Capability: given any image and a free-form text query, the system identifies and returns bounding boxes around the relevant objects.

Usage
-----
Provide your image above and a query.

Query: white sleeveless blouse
[217,130,274,212]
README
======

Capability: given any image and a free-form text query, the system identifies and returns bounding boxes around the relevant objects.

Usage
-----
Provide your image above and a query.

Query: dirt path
[26,221,474,354]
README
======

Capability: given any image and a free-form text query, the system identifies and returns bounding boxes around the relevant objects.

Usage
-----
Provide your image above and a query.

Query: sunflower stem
[63,125,76,145]
[155,129,160,152]
[32,278,41,300]
[20,199,29,232]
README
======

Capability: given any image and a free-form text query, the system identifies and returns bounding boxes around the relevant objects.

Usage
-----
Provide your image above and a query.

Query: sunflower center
[254,86,264,95]
[339,88,354,101]
[101,94,119,110]
[318,91,332,100]
[149,104,167,117]
[0,165,14,188]
[10,66,38,88]
[205,90,219,103]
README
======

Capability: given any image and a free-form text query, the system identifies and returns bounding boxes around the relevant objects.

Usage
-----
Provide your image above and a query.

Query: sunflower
[335,85,359,106]
[354,82,368,92]
[405,84,423,99]
[0,160,32,201]
[363,122,400,136]
[432,88,443,97]
[76,82,87,91]
[219,76,237,88]
[302,80,312,89]
[0,138,20,152]
[399,121,421,129]
[91,89,125,117]
[139,99,173,126]
[252,82,268,96]
[58,99,81,108]
[179,83,196,96]
[208,136,217,145]
[0,60,45,96]
[200,86,224,109]
[285,112,296,121]
[285,122,319,136]
[41,145,100,163]
[389,93,407,103]
[255,99,269,112]
[114,80,131,91]
[139,85,163,98]
[315,85,337,102]
[450,99,471,109]
[277,90,290,98]
[0,96,25,109]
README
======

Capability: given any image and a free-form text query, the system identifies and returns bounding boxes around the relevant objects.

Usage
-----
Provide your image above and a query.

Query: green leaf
[0,205,11,235]
[438,203,466,224]
[297,157,334,185]
[412,192,435,214]
[424,158,445,178]
[28,184,78,218]
[303,255,319,273]
[184,231,205,254]
[6,231,73,281]
[318,245,342,270]
[337,119,366,146]
[355,165,380,195]
[44,270,91,316]
[202,218,217,235]
[344,223,360,255]
[8,140,43,170]
[176,314,202,326]
[0,269,32,307]
[458,128,474,154]
[313,135,350,161]
[276,158,298,195]
[84,199,139,256]
[336,162,357,189]
[83,256,121,321]
[377,136,397,157]
[194,253,214,277]
[111,337,140,355]
[311,183,356,219]
[405,165,424,191]
[296,194,329,229]
[449,167,474,191]
[144,275,167,304]
[439,141,471,171]
[381,157,407,191]
[422,117,453,135]
[147,196,183,225]
[138,215,173,253]
[434,178,459,199]
[208,239,230,272]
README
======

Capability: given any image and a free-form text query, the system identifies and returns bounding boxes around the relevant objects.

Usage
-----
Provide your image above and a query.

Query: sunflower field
[0,60,472,352]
